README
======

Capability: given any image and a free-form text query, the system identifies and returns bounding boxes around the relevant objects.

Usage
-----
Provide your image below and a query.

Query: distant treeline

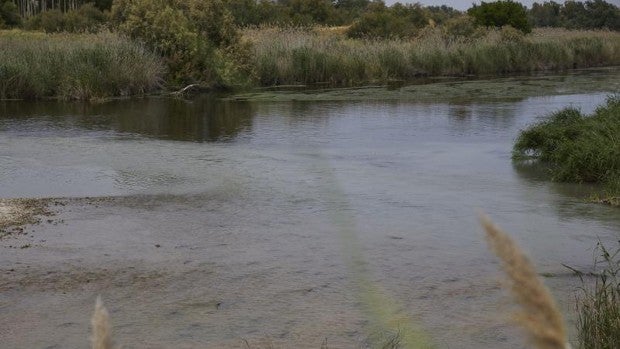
[1,0,619,31]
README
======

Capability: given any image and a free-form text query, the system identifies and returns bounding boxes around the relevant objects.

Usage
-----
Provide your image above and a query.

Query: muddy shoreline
[0,198,55,237]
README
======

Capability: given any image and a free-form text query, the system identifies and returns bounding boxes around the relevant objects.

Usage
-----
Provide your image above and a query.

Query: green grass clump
[246,27,620,86]
[575,241,620,349]
[513,97,620,205]
[0,30,164,100]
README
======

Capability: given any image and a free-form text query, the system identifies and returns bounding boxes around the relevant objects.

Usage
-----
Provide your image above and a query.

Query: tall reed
[0,30,164,100]
[575,241,620,349]
[244,27,620,86]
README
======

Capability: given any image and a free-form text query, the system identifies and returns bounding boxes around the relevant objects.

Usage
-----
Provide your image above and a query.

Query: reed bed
[0,30,164,100]
[244,27,620,86]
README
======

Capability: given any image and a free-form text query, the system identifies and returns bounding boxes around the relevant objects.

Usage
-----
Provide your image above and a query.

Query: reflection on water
[512,160,619,228]
[1,96,255,142]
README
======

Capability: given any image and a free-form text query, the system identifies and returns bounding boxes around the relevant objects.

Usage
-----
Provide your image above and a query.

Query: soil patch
[0,198,53,237]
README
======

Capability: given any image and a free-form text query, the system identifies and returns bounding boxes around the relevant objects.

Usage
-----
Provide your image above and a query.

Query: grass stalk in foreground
[575,241,620,349]
[480,214,569,349]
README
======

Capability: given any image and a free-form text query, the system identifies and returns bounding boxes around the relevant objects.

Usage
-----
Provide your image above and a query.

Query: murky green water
[1,69,619,348]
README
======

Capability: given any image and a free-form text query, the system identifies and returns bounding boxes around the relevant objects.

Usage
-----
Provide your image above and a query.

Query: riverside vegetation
[575,241,620,349]
[0,30,163,99]
[513,97,620,206]
[0,0,620,99]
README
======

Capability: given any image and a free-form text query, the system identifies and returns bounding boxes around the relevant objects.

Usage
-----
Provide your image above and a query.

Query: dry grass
[244,27,620,86]
[91,296,113,349]
[0,30,164,100]
[480,214,569,349]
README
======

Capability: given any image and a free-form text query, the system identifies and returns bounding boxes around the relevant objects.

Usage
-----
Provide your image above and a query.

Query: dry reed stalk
[479,214,569,349]
[91,296,114,349]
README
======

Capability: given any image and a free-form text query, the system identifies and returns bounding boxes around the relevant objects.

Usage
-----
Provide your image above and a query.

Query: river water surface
[1,69,620,348]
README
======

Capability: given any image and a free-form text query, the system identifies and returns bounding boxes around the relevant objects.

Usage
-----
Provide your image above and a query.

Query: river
[1,69,619,348]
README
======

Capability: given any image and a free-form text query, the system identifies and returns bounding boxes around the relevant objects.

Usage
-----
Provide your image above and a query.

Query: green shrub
[442,15,483,39]
[468,0,532,33]
[347,1,428,39]
[0,1,20,28]
[25,4,107,33]
[111,0,253,88]
[513,96,620,202]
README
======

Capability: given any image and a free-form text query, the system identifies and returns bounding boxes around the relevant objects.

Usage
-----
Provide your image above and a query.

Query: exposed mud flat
[0,198,54,237]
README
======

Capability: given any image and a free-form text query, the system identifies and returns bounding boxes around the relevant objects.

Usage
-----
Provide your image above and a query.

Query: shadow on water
[512,160,620,228]
[0,95,256,142]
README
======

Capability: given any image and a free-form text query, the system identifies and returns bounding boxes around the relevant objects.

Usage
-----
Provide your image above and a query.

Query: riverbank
[0,30,164,100]
[1,27,620,100]
[513,97,620,206]
[0,198,52,237]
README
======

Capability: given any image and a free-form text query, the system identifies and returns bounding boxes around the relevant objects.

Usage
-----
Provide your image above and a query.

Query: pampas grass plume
[91,296,113,349]
[479,214,570,349]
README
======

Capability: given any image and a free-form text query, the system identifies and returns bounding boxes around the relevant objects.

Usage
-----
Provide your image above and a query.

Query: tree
[426,5,461,25]
[529,1,562,27]
[0,1,21,27]
[347,1,429,39]
[583,0,620,30]
[468,0,532,33]
[111,0,253,87]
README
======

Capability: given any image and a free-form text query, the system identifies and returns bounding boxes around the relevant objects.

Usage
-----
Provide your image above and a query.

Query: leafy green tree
[0,1,21,27]
[468,0,532,33]
[442,15,482,39]
[280,0,337,25]
[347,1,429,39]
[560,1,589,28]
[334,0,370,23]
[426,5,461,25]
[94,0,114,11]
[24,3,107,33]
[583,0,620,30]
[224,0,261,26]
[529,1,562,27]
[111,0,253,87]
[560,0,620,30]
